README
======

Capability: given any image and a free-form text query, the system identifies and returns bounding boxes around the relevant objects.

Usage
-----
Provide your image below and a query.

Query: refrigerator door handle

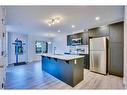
[90,52,94,70]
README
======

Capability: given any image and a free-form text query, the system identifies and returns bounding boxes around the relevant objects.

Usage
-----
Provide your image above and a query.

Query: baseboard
[28,60,41,64]
[14,62,27,66]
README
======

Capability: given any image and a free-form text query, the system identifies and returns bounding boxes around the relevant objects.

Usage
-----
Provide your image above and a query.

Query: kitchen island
[42,54,84,87]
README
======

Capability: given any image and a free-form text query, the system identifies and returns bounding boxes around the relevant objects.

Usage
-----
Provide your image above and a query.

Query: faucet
[54,47,56,54]
[69,49,72,54]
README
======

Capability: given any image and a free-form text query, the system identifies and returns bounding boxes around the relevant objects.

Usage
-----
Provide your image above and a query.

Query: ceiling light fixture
[72,25,75,28]
[46,16,62,26]
[95,16,100,21]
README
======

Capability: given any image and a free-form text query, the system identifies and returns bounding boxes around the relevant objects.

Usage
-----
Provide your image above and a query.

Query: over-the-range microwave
[72,38,83,45]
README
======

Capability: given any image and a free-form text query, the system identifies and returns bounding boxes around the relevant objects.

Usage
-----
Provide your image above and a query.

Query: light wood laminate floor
[5,61,125,89]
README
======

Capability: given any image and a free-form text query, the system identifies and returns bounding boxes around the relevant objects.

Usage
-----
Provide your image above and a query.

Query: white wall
[28,35,52,63]
[8,32,28,64]
[52,33,70,54]
[124,6,127,89]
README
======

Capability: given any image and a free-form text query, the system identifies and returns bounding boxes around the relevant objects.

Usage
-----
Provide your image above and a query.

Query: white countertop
[42,53,84,61]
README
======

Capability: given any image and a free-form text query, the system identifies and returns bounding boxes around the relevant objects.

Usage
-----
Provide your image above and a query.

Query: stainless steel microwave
[72,38,82,45]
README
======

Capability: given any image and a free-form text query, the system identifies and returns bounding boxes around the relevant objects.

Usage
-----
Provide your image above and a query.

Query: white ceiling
[5,6,124,38]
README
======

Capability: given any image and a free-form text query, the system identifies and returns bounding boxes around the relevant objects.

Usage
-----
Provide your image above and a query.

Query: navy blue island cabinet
[42,54,84,87]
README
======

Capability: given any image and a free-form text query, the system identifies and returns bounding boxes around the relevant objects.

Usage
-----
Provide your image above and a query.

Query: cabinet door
[97,25,109,36]
[67,35,72,46]
[109,43,123,77]
[88,26,109,37]
[109,22,123,43]
[88,28,97,37]
[59,60,73,85]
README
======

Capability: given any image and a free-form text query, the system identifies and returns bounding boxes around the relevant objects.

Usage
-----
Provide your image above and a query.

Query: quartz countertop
[42,53,84,61]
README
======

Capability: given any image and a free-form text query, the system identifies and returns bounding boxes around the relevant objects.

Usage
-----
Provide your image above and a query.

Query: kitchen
[0,6,126,89]
[42,21,123,87]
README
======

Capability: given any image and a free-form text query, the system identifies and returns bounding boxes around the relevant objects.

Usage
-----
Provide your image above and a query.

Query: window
[35,41,48,54]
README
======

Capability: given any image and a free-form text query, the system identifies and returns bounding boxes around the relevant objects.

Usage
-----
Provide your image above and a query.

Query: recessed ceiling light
[58,30,61,32]
[95,16,100,21]
[72,25,75,28]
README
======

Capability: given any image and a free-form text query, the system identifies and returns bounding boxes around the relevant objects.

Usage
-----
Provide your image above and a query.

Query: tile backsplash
[69,45,88,54]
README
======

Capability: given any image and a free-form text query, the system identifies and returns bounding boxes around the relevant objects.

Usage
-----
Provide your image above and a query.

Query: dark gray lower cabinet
[80,54,89,69]
[109,43,123,77]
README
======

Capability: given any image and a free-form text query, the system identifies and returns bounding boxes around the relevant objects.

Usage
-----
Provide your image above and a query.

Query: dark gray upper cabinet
[88,25,109,37]
[109,22,123,43]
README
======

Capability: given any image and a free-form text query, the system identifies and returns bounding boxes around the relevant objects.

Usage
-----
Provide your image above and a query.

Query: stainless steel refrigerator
[90,37,107,74]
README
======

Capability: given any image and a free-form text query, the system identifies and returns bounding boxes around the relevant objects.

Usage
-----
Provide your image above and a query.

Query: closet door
[110,43,123,77]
